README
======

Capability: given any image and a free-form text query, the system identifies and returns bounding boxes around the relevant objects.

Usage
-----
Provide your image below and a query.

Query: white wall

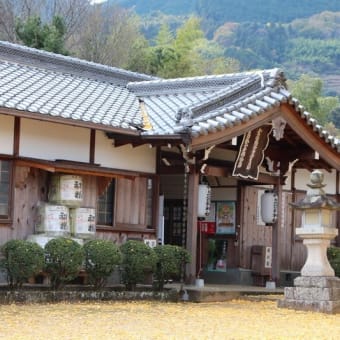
[95,131,156,173]
[20,119,90,162]
[0,115,14,155]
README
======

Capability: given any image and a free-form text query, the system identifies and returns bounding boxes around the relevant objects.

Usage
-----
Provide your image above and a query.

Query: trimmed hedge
[153,244,191,291]
[0,239,45,288]
[44,237,84,289]
[83,239,121,289]
[327,246,340,277]
[120,240,157,290]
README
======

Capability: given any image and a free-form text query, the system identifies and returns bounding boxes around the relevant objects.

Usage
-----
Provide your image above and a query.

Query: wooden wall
[239,186,307,271]
[0,166,48,245]
[0,165,156,246]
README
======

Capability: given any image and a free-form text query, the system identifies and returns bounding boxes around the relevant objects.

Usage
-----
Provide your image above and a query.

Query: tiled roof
[0,60,142,130]
[0,41,157,85]
[0,41,338,154]
[128,69,340,152]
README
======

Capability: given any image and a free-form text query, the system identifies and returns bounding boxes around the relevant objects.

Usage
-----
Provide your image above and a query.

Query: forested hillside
[115,0,340,18]
[114,1,340,97]
[115,0,340,32]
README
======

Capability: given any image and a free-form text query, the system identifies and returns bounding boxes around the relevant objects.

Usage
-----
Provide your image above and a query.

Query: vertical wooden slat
[13,117,20,157]
[89,129,96,164]
[186,169,199,284]
[271,176,282,283]
[336,170,340,246]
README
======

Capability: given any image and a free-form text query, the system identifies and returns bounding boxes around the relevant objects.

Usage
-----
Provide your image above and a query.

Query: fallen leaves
[0,299,339,339]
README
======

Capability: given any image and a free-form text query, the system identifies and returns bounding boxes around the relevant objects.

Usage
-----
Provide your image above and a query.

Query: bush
[83,239,122,289]
[120,240,157,290]
[44,237,84,289]
[153,244,191,291]
[327,246,340,277]
[0,239,44,288]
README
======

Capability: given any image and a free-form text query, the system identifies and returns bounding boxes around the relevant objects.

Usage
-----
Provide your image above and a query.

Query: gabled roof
[0,41,339,164]
[128,69,340,154]
[0,59,143,131]
[0,41,157,85]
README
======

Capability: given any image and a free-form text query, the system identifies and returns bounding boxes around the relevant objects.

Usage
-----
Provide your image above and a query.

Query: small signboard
[232,126,272,180]
[198,221,216,234]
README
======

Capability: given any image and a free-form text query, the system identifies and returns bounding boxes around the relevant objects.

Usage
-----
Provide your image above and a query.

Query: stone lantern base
[278,276,340,314]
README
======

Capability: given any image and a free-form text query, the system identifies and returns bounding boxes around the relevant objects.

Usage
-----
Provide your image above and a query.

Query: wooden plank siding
[239,186,312,272]
[0,164,156,246]
[115,177,147,228]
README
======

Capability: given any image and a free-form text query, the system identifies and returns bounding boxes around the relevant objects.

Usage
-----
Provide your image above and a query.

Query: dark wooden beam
[281,104,340,171]
[13,116,20,157]
[89,129,95,164]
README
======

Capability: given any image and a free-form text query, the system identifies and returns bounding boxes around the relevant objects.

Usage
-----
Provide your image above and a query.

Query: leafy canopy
[15,15,68,54]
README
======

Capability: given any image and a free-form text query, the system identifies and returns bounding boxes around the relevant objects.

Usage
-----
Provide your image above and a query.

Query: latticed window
[0,160,11,220]
[97,179,115,226]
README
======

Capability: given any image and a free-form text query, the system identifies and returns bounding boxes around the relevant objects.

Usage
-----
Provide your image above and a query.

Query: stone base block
[278,276,340,314]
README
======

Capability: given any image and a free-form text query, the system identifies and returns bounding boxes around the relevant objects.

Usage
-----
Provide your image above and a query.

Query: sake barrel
[48,174,83,207]
[70,207,96,239]
[35,202,70,236]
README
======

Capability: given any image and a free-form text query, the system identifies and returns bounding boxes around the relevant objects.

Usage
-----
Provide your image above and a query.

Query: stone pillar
[278,170,340,314]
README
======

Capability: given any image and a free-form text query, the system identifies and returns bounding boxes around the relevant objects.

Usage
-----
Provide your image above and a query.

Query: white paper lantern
[261,190,278,224]
[198,184,211,217]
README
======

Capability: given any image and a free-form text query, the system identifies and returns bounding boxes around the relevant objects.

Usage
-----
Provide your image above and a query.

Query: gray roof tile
[0,41,157,85]
[0,60,142,130]
[0,42,338,154]
[127,68,339,152]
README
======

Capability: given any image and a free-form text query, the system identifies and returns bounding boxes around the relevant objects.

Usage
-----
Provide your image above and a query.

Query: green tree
[330,107,340,129]
[146,17,239,78]
[288,75,339,125]
[15,15,68,54]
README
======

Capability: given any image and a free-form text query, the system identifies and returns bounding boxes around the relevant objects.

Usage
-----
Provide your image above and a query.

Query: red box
[198,221,216,234]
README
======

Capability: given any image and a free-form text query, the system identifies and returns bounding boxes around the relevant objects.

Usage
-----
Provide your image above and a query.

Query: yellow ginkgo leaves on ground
[0,299,339,339]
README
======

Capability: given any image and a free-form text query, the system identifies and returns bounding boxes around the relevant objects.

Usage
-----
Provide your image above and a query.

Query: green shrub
[44,237,84,289]
[0,239,44,288]
[120,240,157,290]
[153,244,191,291]
[327,246,340,277]
[83,239,122,289]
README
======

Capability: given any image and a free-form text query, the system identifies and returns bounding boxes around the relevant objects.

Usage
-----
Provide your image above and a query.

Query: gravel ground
[0,299,339,339]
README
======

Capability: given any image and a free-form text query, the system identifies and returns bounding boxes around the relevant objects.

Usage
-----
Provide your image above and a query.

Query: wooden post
[13,116,20,156]
[271,175,282,284]
[185,168,199,284]
[336,170,340,247]
[89,129,96,164]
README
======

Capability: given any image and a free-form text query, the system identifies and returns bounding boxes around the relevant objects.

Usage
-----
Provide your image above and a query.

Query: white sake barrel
[48,174,83,207]
[70,207,96,239]
[35,202,70,236]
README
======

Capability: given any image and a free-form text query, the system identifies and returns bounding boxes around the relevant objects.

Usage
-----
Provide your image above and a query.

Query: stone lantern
[278,170,340,313]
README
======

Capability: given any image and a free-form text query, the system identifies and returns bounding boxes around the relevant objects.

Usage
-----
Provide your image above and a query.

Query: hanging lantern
[261,190,278,224]
[198,184,211,218]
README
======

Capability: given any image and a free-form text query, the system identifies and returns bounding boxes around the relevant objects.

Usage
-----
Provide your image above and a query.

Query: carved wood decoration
[272,117,287,141]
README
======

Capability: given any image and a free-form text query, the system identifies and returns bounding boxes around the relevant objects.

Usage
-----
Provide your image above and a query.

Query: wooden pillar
[185,168,199,284]
[89,129,96,164]
[271,175,282,284]
[13,116,20,156]
[336,170,340,247]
